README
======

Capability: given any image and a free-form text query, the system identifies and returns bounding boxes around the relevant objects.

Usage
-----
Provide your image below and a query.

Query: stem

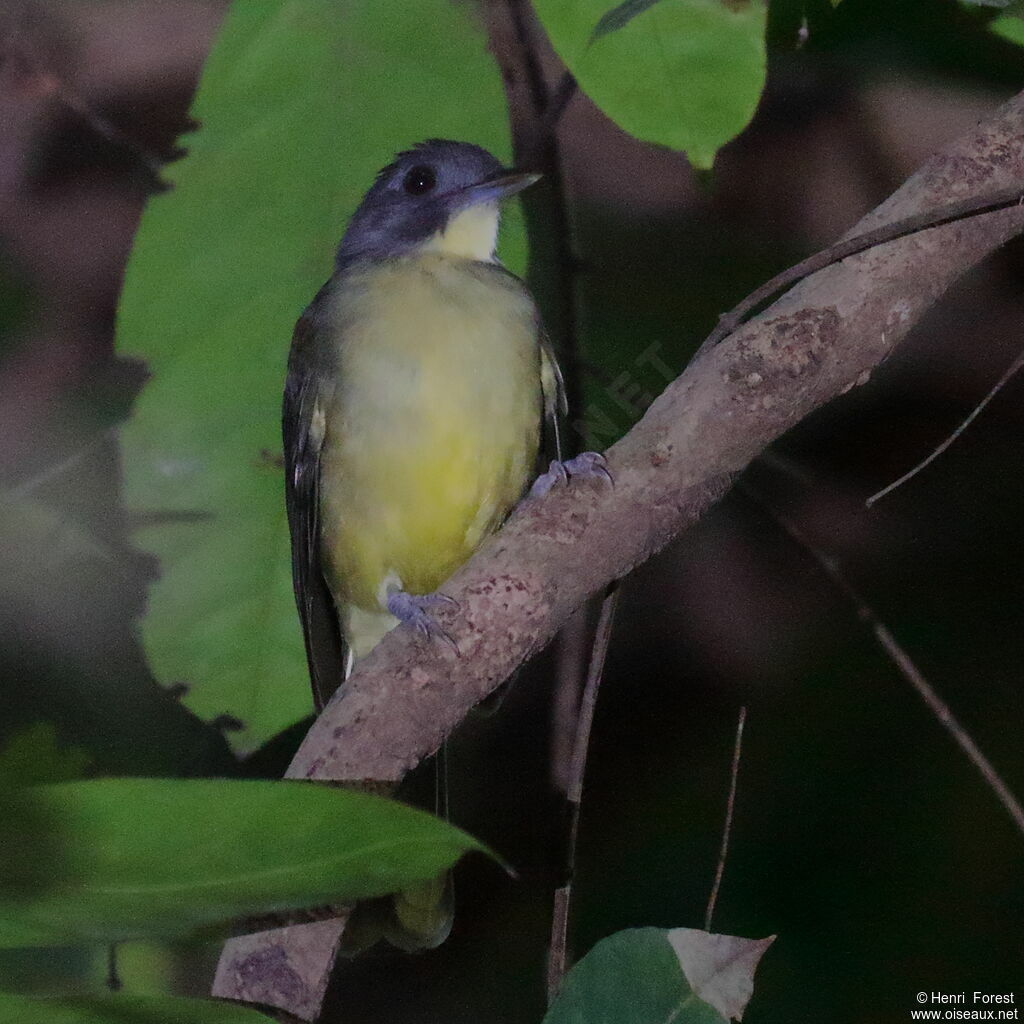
[704,706,747,932]
[547,586,619,1004]
[744,485,1024,837]
[866,346,1024,506]
[695,187,1024,359]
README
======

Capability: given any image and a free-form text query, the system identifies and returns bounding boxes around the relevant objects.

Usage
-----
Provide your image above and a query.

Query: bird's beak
[461,171,541,207]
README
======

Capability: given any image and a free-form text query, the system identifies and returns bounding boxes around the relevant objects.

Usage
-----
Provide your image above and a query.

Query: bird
[282,139,605,950]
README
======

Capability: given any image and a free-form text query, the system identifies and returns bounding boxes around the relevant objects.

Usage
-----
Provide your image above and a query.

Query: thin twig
[533,70,578,146]
[547,886,572,1006]
[506,0,550,123]
[866,346,1024,507]
[743,485,1024,837]
[500,9,600,999]
[567,589,619,804]
[503,0,581,417]
[502,6,588,807]
[695,187,1024,359]
[8,430,112,500]
[704,706,747,932]
[551,606,590,795]
[4,19,170,189]
[547,585,619,1004]
[871,621,1024,834]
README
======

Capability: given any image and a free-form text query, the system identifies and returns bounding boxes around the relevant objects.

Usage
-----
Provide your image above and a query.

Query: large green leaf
[0,724,91,787]
[533,0,767,169]
[116,0,524,752]
[0,992,273,1024]
[544,927,774,1024]
[0,778,484,947]
[990,12,1024,43]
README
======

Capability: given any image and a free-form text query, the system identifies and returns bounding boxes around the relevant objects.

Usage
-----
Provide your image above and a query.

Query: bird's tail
[339,871,454,955]
[338,744,454,955]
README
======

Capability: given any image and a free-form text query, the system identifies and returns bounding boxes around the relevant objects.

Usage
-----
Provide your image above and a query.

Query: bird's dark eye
[403,164,437,196]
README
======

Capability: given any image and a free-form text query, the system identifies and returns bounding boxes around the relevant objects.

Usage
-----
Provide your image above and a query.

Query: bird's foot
[385,589,460,655]
[530,451,612,499]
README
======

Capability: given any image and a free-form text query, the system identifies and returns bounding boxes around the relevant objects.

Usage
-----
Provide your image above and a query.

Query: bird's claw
[530,451,612,499]
[386,590,460,655]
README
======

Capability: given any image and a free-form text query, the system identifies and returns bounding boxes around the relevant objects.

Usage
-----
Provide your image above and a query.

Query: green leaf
[666,928,776,1020]
[0,724,91,787]
[534,0,767,169]
[592,0,665,38]
[0,778,485,947]
[0,992,274,1024]
[990,14,1024,42]
[543,927,774,1024]
[116,0,524,753]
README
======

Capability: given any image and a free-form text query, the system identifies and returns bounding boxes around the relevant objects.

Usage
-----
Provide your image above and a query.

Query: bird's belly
[319,257,542,619]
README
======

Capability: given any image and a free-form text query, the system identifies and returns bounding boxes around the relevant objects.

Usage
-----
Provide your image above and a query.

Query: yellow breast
[318,252,542,654]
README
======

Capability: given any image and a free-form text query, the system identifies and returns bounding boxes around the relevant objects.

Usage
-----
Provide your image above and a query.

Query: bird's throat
[424,202,500,261]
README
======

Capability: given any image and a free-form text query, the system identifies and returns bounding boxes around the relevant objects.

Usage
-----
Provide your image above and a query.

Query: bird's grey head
[336,139,538,269]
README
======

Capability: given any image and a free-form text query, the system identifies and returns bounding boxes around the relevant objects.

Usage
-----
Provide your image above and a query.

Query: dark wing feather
[283,281,346,710]
[539,331,568,465]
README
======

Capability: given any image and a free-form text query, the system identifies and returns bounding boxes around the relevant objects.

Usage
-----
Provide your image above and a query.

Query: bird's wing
[283,282,346,711]
[469,260,568,464]
[540,331,568,464]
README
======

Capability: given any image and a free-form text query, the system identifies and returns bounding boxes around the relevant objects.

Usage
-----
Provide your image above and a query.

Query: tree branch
[287,89,1024,784]
[214,88,1024,1018]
